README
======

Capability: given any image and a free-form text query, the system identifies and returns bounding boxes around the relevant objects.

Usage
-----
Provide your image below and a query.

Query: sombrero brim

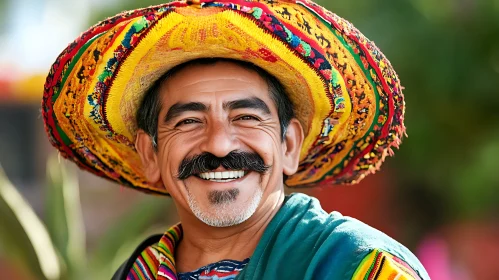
[42,0,405,195]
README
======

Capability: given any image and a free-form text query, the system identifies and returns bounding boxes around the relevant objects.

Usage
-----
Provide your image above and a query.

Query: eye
[175,119,200,127]
[235,115,260,121]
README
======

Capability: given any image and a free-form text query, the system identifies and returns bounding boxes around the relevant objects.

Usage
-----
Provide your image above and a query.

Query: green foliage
[89,196,166,279]
[0,0,7,35]
[88,0,168,25]
[452,132,499,219]
[45,155,86,280]
[0,156,170,279]
[0,164,62,280]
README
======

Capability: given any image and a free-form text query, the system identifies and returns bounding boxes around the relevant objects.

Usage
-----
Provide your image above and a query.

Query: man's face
[136,61,303,227]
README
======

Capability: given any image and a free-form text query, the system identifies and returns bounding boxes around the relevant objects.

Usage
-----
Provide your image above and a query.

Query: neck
[175,191,285,273]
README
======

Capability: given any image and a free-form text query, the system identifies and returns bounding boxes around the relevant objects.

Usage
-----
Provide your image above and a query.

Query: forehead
[159,61,271,104]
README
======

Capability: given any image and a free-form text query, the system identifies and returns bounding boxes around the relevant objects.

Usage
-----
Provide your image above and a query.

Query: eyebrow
[164,97,272,124]
[223,97,271,115]
[164,102,208,123]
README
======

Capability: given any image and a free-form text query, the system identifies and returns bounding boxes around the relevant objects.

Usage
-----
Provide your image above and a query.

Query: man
[42,0,429,279]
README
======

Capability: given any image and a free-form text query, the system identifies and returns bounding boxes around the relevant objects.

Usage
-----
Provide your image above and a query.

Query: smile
[197,170,246,182]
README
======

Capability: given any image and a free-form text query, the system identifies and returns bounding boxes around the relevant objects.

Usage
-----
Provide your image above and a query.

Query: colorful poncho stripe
[125,194,428,280]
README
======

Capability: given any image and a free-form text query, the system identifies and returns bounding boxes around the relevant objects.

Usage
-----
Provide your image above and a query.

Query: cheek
[156,133,199,185]
[239,129,285,193]
[158,128,202,156]
[237,128,282,163]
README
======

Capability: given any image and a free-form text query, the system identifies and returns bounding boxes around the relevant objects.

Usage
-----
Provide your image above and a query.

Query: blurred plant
[0,155,168,280]
[0,164,62,280]
[0,0,6,35]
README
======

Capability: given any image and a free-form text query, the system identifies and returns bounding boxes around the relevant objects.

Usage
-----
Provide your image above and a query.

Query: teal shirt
[237,193,429,279]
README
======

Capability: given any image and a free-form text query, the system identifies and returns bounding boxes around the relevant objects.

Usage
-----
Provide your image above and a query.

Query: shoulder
[351,249,424,280]
[265,193,429,279]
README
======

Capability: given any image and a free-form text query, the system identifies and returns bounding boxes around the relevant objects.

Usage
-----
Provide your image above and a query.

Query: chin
[188,187,263,227]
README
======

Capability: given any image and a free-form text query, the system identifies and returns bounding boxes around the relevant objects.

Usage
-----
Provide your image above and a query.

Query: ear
[135,130,161,184]
[282,118,304,176]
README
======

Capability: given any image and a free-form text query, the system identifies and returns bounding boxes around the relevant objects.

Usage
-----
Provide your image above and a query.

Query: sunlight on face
[153,61,287,228]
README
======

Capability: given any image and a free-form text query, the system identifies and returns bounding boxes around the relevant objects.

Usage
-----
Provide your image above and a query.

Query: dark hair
[136,58,295,148]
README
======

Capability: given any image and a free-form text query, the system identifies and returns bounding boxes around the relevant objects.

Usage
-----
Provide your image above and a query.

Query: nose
[199,120,238,158]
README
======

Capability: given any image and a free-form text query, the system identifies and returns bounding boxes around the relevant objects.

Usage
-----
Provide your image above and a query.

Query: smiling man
[133,59,303,275]
[136,60,298,232]
[42,1,429,279]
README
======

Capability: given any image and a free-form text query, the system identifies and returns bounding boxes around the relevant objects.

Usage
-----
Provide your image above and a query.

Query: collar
[156,224,183,280]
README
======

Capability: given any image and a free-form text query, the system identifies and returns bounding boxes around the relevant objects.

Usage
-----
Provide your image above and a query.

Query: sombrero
[42,0,405,195]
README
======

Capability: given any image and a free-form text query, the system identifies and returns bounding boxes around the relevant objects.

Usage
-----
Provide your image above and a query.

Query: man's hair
[136,58,295,148]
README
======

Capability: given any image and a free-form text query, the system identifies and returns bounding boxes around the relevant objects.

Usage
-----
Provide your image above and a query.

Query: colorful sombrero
[42,0,405,195]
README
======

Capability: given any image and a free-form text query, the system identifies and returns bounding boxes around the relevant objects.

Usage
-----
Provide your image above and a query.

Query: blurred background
[0,0,498,279]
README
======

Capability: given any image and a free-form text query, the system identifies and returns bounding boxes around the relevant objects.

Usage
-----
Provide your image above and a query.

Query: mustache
[177,151,270,180]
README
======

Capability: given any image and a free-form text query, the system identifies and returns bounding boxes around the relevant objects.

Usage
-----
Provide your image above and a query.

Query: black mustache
[177,151,270,180]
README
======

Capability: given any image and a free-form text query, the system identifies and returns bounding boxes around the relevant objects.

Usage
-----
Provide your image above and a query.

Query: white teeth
[198,170,245,181]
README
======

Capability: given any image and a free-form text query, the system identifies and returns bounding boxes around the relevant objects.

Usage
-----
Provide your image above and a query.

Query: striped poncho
[124,194,429,279]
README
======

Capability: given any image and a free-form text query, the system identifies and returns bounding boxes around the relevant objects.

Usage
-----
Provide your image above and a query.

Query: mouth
[195,170,247,183]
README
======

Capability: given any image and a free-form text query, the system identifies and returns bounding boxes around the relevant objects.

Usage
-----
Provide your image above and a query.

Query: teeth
[198,170,245,181]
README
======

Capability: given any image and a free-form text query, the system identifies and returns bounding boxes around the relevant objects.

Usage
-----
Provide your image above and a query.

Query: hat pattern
[42,0,405,194]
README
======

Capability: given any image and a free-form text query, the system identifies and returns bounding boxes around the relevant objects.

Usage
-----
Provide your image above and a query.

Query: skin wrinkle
[164,97,272,126]
[165,102,209,124]
[136,58,295,151]
[135,61,304,273]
